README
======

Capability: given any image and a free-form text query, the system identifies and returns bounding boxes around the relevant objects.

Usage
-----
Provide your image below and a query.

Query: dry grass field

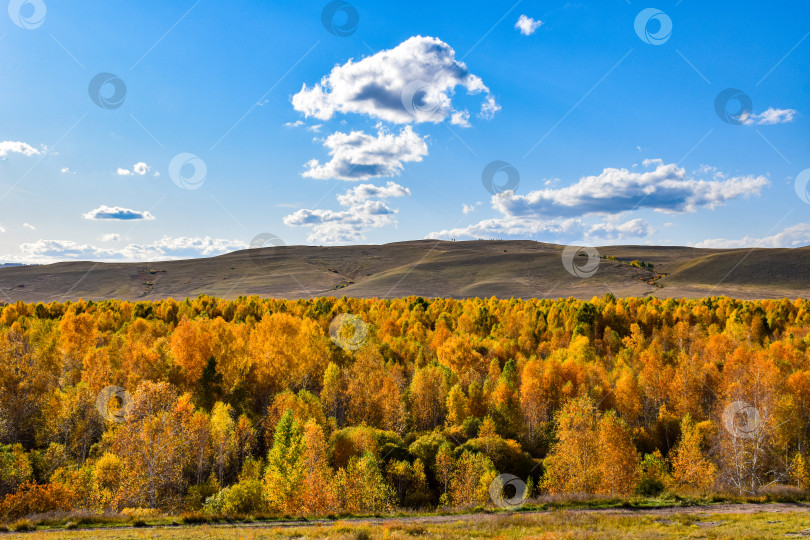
[5,504,810,539]
[1,240,808,302]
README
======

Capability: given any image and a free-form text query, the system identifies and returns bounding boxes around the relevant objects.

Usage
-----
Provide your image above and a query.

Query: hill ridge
[1,240,808,301]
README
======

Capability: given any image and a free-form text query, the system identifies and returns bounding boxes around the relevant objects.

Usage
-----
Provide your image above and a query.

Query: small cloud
[132,162,151,175]
[99,233,121,242]
[303,126,428,182]
[695,223,810,248]
[284,181,411,243]
[307,124,323,133]
[742,107,798,125]
[462,202,481,214]
[60,167,73,174]
[0,141,40,157]
[479,96,501,120]
[83,205,156,221]
[284,120,305,128]
[117,162,153,176]
[23,223,36,230]
[17,236,249,263]
[586,218,655,241]
[515,15,543,36]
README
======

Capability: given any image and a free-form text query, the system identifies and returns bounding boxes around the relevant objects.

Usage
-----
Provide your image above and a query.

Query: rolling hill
[0,240,808,302]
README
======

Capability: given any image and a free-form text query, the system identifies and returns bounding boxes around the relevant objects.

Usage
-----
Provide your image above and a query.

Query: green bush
[635,478,665,497]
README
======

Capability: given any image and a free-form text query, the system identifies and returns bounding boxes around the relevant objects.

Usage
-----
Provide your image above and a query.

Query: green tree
[263,410,304,513]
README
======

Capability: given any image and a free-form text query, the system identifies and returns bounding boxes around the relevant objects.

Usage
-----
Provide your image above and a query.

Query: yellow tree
[209,402,237,486]
[490,359,521,438]
[249,313,329,400]
[717,348,785,494]
[448,450,497,506]
[446,384,469,427]
[409,365,449,430]
[301,419,337,514]
[234,414,256,472]
[0,322,54,445]
[112,381,188,509]
[41,382,102,464]
[435,442,454,503]
[595,411,639,496]
[170,317,213,389]
[346,349,406,432]
[612,363,643,427]
[668,415,716,494]
[208,317,249,395]
[320,362,346,424]
[543,396,600,494]
[337,452,396,514]
[436,335,483,386]
[58,310,97,386]
[520,358,545,443]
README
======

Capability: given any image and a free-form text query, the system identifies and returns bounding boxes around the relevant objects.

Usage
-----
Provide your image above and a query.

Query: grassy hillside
[0,240,807,302]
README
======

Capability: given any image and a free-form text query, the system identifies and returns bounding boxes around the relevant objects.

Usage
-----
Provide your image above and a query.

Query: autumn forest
[1,294,810,523]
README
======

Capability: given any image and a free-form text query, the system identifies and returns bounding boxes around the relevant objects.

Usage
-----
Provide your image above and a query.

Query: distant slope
[0,240,808,302]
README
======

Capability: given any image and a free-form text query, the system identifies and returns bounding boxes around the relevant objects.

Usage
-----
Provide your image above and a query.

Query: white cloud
[694,223,810,249]
[132,162,150,175]
[479,95,501,120]
[83,206,156,221]
[492,161,768,219]
[0,141,40,157]
[428,217,583,241]
[427,161,768,243]
[117,162,153,176]
[515,15,543,35]
[99,233,121,242]
[336,181,411,206]
[427,217,654,243]
[462,202,481,214]
[292,35,498,126]
[22,223,36,231]
[284,120,323,132]
[303,126,428,181]
[284,181,411,243]
[742,107,798,126]
[17,236,248,263]
[586,218,655,241]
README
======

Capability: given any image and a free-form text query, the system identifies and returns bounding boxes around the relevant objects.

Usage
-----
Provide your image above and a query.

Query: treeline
[0,294,809,519]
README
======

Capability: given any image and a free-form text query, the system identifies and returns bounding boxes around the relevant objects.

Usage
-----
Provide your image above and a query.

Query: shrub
[11,518,35,531]
[635,478,665,497]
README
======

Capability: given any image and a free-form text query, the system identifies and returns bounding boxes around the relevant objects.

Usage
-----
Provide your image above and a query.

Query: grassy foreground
[4,505,810,539]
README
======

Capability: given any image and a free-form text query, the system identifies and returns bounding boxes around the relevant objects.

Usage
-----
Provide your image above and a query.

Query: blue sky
[0,0,808,263]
